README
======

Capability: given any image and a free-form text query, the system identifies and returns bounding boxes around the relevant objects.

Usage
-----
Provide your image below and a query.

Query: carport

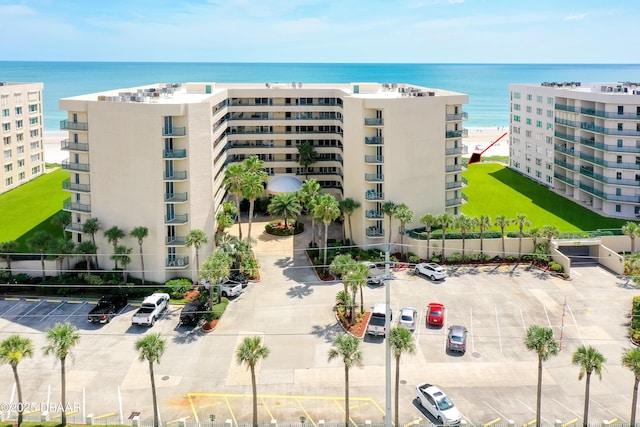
[551,238,625,274]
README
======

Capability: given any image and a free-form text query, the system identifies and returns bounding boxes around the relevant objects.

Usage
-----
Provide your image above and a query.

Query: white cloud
[0,4,36,16]
[564,13,587,21]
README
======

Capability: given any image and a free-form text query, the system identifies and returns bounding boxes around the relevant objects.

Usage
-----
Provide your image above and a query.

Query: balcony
[365,173,384,182]
[579,183,640,203]
[62,178,90,192]
[166,236,187,246]
[445,164,464,173]
[60,120,88,131]
[581,166,640,187]
[364,155,384,164]
[365,227,385,237]
[163,149,187,159]
[364,136,384,145]
[445,129,468,139]
[445,147,464,155]
[166,256,189,268]
[554,131,577,143]
[163,170,187,180]
[554,172,575,186]
[581,137,640,154]
[162,127,186,137]
[581,107,640,120]
[65,223,84,233]
[580,153,640,170]
[164,192,188,202]
[165,214,189,224]
[445,112,468,121]
[61,139,89,151]
[555,104,578,113]
[554,144,576,156]
[445,198,463,207]
[63,198,91,213]
[365,190,384,201]
[445,181,464,190]
[364,118,384,126]
[62,159,90,172]
[554,159,576,171]
[365,210,383,219]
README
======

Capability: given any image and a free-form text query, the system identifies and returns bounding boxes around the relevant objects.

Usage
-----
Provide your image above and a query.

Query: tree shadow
[172,326,204,344]
[275,256,294,269]
[286,284,314,299]
[310,322,342,343]
[618,276,638,289]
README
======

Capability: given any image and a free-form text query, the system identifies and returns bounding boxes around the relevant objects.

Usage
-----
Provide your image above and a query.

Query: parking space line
[552,398,581,418]
[18,299,45,320]
[64,301,87,322]
[564,304,584,346]
[520,307,527,330]
[295,397,316,427]
[41,301,66,322]
[482,401,508,420]
[494,307,503,355]
[223,395,238,427]
[517,398,550,425]
[1,299,24,316]
[4,297,21,301]
[543,305,552,327]
[470,307,475,353]
[260,396,274,422]
[590,399,626,423]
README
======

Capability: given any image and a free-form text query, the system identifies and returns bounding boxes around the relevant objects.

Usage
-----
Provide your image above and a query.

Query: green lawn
[0,169,70,246]
[461,163,628,232]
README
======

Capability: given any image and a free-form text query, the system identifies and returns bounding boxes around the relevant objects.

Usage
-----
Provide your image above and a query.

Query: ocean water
[1,62,639,131]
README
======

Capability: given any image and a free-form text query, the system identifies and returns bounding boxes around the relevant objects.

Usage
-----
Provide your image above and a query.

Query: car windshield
[401,314,413,321]
[450,335,463,343]
[430,309,442,316]
[436,395,454,411]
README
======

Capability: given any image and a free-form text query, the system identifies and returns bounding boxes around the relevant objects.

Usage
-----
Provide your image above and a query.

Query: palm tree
[242,171,268,241]
[343,265,367,320]
[572,345,606,427]
[200,251,232,305]
[104,226,125,269]
[623,221,639,254]
[216,201,238,242]
[76,241,97,275]
[26,230,52,280]
[478,214,491,256]
[515,213,531,261]
[298,179,321,246]
[419,213,438,261]
[328,334,364,427]
[242,155,266,173]
[389,327,416,427]
[394,203,414,256]
[50,238,75,274]
[112,245,132,283]
[0,240,20,273]
[622,348,640,426]
[82,218,100,268]
[186,229,208,279]
[529,227,542,251]
[494,215,512,259]
[50,210,71,239]
[236,336,270,427]
[381,201,397,245]
[130,226,149,284]
[339,198,360,244]
[224,163,246,239]
[438,213,454,260]
[267,192,302,229]
[455,215,476,259]
[541,224,560,244]
[313,193,341,270]
[135,333,166,427]
[330,254,357,284]
[42,322,81,427]
[524,325,560,427]
[297,141,318,178]
[0,334,34,427]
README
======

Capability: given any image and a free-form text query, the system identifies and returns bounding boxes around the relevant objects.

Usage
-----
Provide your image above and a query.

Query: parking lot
[0,224,636,426]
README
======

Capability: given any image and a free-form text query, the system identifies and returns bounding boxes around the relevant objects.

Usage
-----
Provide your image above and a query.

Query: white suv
[415,262,447,281]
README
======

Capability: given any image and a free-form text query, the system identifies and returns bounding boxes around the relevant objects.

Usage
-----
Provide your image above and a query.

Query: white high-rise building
[509,81,640,219]
[59,82,468,282]
[0,82,45,194]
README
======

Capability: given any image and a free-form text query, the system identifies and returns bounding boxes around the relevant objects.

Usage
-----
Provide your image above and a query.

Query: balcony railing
[62,159,90,172]
[365,227,384,237]
[166,256,189,268]
[163,149,187,159]
[554,131,577,142]
[445,129,468,138]
[445,112,468,121]
[445,198,463,207]
[62,178,90,192]
[364,173,384,182]
[164,192,188,202]
[166,236,187,246]
[554,159,576,171]
[60,120,88,131]
[63,198,91,213]
[445,147,464,155]
[580,183,640,203]
[162,127,186,137]
[365,190,384,200]
[554,172,575,186]
[445,164,464,173]
[364,155,384,164]
[65,223,84,233]
[60,139,89,151]
[165,214,189,224]
[581,107,640,120]
[163,171,187,180]
[554,144,576,156]
[365,210,383,219]
[581,137,640,153]
[445,181,464,190]
[580,153,640,170]
[364,136,384,145]
[581,166,640,187]
[364,118,384,126]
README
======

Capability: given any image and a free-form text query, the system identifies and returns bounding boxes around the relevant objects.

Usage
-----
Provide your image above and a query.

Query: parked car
[426,302,445,327]
[179,300,209,326]
[201,279,243,298]
[87,294,128,324]
[361,262,385,285]
[366,303,392,337]
[447,325,468,353]
[131,293,170,327]
[226,272,249,288]
[415,382,462,426]
[415,262,447,281]
[398,307,418,332]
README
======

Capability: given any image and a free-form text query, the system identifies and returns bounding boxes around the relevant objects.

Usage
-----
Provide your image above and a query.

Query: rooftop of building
[515,81,640,95]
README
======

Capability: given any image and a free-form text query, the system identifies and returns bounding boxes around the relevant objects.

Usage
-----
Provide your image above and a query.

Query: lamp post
[384,242,392,427]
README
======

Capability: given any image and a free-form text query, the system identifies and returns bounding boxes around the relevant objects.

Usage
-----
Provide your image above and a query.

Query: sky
[1,0,637,63]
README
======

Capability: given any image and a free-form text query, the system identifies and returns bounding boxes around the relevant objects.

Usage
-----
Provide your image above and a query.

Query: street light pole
[384,242,392,427]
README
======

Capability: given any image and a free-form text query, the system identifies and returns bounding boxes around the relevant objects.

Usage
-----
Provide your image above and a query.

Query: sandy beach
[44,126,510,164]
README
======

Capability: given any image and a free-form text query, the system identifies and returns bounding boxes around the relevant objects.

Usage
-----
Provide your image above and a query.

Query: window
[616,188,622,196]
[617,156,622,163]
[616,205,621,213]
[1,109,8,117]
[618,106,624,115]
[16,133,23,142]
[526,130,532,137]
[31,153,40,162]
[15,120,22,129]
[618,123,623,131]
[3,149,11,159]
[513,115,521,122]
[13,93,21,103]
[547,123,553,130]
[526,118,532,125]
[535,171,542,178]
[4,163,12,172]
[513,104,521,111]
[30,141,39,149]
[546,175,553,183]
[3,136,10,145]
[547,97,554,105]
[527,94,532,101]
[16,145,24,154]
[2,123,10,132]
[536,108,543,115]
[28,104,38,113]
[546,136,553,144]
[17,159,24,167]
[0,95,8,106]
[526,166,531,173]
[536,120,542,128]
[18,172,25,181]
[618,139,623,147]
[513,92,521,99]
[5,177,12,186]
[535,158,542,166]
[546,163,552,170]
[537,95,543,103]
[30,129,39,137]
[29,117,38,125]
[617,172,623,180]
[514,161,521,168]
[31,165,40,174]
[15,106,22,116]
[526,106,532,113]
[547,110,554,118]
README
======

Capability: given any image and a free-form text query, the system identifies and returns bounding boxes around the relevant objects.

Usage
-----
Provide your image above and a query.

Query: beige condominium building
[510,81,640,219]
[0,82,45,194]
[59,82,468,282]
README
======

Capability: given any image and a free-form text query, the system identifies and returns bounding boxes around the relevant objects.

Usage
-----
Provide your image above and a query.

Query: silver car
[398,307,418,332]
[447,325,468,353]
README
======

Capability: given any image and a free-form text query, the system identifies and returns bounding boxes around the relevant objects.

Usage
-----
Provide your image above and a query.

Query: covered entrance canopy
[266,175,302,195]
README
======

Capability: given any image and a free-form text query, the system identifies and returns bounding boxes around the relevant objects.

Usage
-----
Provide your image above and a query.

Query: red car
[427,302,445,326]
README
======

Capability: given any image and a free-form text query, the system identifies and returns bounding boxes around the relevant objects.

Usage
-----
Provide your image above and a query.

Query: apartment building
[59,82,468,282]
[0,82,45,194]
[510,81,640,219]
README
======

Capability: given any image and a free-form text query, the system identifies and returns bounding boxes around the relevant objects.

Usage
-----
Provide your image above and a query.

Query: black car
[179,300,209,326]
[87,294,128,324]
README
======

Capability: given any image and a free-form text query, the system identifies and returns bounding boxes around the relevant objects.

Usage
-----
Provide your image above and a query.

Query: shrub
[549,262,563,273]
[164,278,193,299]
[211,299,229,319]
[446,252,463,263]
[408,255,420,264]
